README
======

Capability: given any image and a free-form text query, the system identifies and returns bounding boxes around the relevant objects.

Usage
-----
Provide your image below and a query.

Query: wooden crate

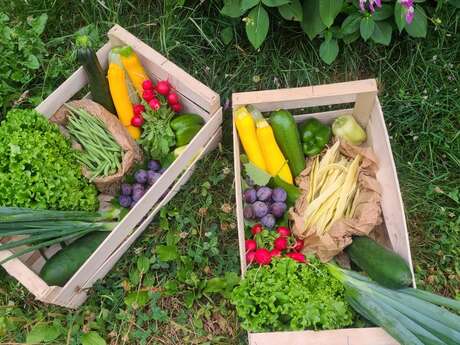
[0,25,222,308]
[232,79,414,345]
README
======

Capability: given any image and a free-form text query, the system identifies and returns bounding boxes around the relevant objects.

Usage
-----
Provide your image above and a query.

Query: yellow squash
[249,107,293,184]
[126,126,141,140]
[119,46,149,97]
[234,106,266,171]
[107,52,134,128]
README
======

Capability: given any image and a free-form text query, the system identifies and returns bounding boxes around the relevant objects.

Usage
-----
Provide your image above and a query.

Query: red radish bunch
[140,79,182,113]
[245,225,307,266]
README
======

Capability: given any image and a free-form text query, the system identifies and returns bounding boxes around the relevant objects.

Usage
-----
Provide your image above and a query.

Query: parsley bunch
[0,109,99,211]
[231,257,353,332]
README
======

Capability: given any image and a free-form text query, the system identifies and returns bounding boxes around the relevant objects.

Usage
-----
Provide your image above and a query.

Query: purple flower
[399,0,415,24]
[359,0,382,13]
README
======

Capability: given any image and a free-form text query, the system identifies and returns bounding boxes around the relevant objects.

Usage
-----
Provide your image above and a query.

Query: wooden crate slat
[232,79,377,112]
[249,328,398,345]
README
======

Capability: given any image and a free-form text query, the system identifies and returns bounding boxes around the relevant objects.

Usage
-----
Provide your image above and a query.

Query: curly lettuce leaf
[231,257,353,332]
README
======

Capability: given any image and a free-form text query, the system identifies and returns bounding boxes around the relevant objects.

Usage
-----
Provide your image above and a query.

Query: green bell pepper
[298,118,331,156]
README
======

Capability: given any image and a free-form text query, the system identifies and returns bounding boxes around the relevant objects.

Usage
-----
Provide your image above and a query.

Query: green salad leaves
[231,257,353,332]
[0,109,99,211]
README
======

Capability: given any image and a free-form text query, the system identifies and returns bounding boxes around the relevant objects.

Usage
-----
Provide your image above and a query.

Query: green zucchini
[269,109,305,178]
[170,114,204,132]
[76,36,116,113]
[346,236,412,289]
[40,232,108,287]
[268,175,300,206]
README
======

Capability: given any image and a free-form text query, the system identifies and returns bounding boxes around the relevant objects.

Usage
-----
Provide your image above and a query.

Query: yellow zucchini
[119,46,149,97]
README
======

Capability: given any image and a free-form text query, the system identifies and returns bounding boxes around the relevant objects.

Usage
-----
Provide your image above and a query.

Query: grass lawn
[0,1,459,344]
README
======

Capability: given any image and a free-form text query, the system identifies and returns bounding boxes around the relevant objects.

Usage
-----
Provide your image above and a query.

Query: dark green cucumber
[76,36,116,113]
[269,110,305,178]
[346,236,412,289]
[40,232,108,287]
[268,175,300,206]
[170,114,204,132]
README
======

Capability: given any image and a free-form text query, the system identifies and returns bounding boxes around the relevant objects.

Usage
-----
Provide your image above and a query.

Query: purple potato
[243,188,257,203]
[147,171,161,185]
[132,188,145,202]
[119,195,132,208]
[147,160,161,171]
[132,183,145,192]
[134,169,148,184]
[256,186,272,201]
[272,187,287,203]
[252,201,268,218]
[260,214,276,228]
[243,205,254,219]
[270,202,287,218]
[120,183,132,196]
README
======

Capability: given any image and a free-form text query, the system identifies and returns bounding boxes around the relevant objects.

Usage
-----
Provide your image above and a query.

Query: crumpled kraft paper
[51,99,143,195]
[290,141,382,262]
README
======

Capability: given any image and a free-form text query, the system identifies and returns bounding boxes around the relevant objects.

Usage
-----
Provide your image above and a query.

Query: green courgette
[40,232,108,287]
[346,236,412,289]
[76,36,116,113]
[269,110,305,178]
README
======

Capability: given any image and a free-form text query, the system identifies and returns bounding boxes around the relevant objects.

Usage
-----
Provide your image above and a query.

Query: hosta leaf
[301,0,325,40]
[278,0,303,21]
[341,14,361,35]
[262,0,290,7]
[405,6,427,38]
[360,17,375,40]
[319,0,344,28]
[371,4,393,21]
[319,38,339,65]
[221,0,243,18]
[241,0,260,12]
[394,3,406,32]
[245,4,269,49]
[371,21,392,45]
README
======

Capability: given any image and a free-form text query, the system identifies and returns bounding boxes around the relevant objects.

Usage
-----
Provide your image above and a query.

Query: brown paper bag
[51,99,143,195]
[290,141,382,262]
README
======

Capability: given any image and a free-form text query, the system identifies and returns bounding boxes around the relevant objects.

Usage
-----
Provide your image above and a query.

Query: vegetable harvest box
[232,79,415,345]
[0,25,222,309]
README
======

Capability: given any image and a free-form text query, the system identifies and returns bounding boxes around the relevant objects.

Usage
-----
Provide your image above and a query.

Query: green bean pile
[66,106,122,180]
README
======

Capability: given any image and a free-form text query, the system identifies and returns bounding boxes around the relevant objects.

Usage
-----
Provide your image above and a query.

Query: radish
[167,92,180,105]
[171,103,182,113]
[251,224,263,235]
[131,115,144,127]
[270,248,282,257]
[246,251,256,264]
[286,252,306,263]
[142,89,155,102]
[149,98,161,111]
[293,239,304,251]
[142,79,154,90]
[255,248,272,265]
[245,239,257,252]
[156,80,171,96]
[276,226,290,237]
[274,237,288,251]
[133,104,145,116]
